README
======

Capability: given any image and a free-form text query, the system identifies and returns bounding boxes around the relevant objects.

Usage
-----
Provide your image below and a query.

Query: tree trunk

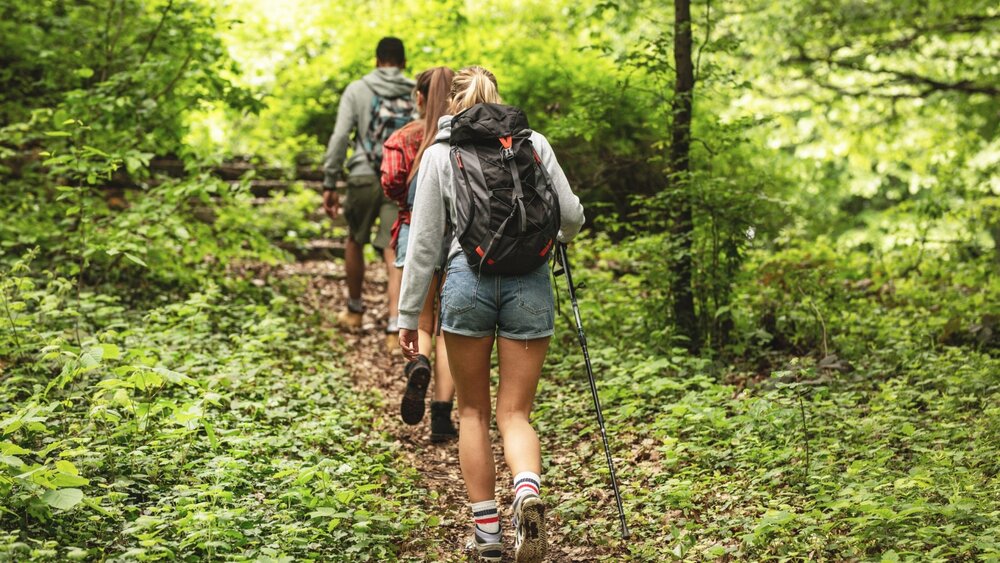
[670,0,699,351]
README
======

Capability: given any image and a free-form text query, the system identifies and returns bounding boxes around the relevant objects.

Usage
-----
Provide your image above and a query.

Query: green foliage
[0,255,427,560]
[0,0,261,160]
[1,0,998,560]
[541,235,999,561]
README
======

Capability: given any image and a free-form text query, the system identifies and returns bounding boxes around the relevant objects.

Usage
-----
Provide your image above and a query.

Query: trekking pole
[555,243,630,540]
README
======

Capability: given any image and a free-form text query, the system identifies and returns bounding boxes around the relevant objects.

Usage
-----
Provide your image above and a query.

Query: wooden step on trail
[276,239,346,261]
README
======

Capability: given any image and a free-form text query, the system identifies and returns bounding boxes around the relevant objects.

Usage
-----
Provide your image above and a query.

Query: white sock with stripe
[470,499,501,542]
[513,471,541,503]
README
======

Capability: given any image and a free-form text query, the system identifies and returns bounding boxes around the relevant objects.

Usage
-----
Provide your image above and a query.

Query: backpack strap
[407,137,450,209]
[499,136,527,234]
[358,79,381,167]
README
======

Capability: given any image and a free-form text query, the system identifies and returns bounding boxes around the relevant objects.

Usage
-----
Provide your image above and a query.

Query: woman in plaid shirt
[381,66,458,443]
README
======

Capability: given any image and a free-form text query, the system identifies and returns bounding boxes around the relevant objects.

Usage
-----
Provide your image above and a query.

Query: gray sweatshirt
[398,115,586,330]
[322,67,415,186]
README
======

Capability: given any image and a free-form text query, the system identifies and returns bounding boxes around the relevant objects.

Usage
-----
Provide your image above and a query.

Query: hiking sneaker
[513,494,547,563]
[400,355,431,425]
[466,533,502,562]
[430,401,458,443]
[335,308,363,330]
[385,318,400,355]
[385,331,401,356]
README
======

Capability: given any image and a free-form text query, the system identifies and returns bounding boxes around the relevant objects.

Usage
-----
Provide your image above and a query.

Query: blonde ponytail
[448,66,501,114]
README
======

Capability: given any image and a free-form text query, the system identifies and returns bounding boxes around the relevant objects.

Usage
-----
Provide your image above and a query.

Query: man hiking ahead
[321,37,414,346]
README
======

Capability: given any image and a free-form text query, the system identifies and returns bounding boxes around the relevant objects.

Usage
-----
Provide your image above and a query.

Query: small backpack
[362,80,415,171]
[449,103,560,275]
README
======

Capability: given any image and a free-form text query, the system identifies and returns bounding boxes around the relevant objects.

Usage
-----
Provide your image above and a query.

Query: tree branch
[153,51,193,101]
[139,0,175,65]
[695,0,712,82]
[785,49,1000,97]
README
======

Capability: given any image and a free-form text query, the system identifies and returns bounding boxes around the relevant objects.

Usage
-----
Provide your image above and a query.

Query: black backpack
[448,103,560,275]
[361,80,415,171]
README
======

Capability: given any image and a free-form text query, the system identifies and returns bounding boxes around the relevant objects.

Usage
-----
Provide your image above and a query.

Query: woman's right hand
[399,328,419,360]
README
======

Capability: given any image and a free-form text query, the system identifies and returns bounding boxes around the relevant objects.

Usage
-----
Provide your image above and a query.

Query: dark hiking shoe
[513,494,547,563]
[466,533,502,562]
[400,355,431,425]
[430,401,458,443]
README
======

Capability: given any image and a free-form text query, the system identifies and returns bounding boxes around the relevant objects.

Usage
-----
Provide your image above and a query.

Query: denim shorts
[393,223,410,268]
[440,255,555,340]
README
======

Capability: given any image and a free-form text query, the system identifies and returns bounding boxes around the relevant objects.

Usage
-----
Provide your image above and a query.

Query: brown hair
[408,66,456,183]
[448,66,501,115]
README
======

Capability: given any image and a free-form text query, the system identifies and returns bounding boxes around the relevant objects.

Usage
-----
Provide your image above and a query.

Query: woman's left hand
[399,328,419,360]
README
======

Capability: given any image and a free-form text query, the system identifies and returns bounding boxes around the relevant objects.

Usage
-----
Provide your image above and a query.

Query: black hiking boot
[430,401,458,443]
[400,355,431,425]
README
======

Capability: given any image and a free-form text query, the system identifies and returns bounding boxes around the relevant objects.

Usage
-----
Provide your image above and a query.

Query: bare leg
[444,332,496,502]
[384,246,401,320]
[416,277,435,357]
[496,337,549,477]
[345,238,365,302]
[433,334,455,401]
[420,272,455,401]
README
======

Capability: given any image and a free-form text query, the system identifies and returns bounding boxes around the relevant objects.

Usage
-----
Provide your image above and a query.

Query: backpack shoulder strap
[358,79,383,165]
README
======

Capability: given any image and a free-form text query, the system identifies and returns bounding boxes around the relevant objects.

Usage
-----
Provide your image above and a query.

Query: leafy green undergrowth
[0,255,428,561]
[538,236,999,561]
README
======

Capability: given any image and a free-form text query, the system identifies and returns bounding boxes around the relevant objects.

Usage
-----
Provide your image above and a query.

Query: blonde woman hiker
[380,66,458,441]
[397,66,585,562]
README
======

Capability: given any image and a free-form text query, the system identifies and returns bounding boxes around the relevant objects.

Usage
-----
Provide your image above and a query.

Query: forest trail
[273,256,620,562]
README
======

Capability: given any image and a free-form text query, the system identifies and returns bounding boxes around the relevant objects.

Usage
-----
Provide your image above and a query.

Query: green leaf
[124,253,147,267]
[41,488,84,510]
[80,347,103,368]
[100,344,121,361]
[55,460,79,475]
[0,442,30,456]
[154,367,196,386]
[203,420,218,451]
[0,455,25,468]
[50,473,89,487]
[83,498,112,517]
[308,507,351,519]
[129,369,163,391]
[75,67,94,79]
[82,145,110,157]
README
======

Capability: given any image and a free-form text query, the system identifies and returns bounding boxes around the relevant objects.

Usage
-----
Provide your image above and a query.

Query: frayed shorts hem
[440,326,494,338]
[441,326,554,340]
[498,329,554,340]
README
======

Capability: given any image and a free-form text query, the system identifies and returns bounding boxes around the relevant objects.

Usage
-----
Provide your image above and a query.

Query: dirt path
[277,258,620,562]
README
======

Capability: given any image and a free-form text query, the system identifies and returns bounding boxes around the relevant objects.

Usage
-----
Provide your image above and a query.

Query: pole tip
[621,524,631,540]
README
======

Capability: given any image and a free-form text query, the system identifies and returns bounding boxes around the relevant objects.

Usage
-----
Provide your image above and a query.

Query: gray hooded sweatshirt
[398,115,586,331]
[322,67,415,186]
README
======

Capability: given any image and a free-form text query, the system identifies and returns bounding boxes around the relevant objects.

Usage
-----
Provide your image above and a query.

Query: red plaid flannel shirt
[380,121,424,249]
